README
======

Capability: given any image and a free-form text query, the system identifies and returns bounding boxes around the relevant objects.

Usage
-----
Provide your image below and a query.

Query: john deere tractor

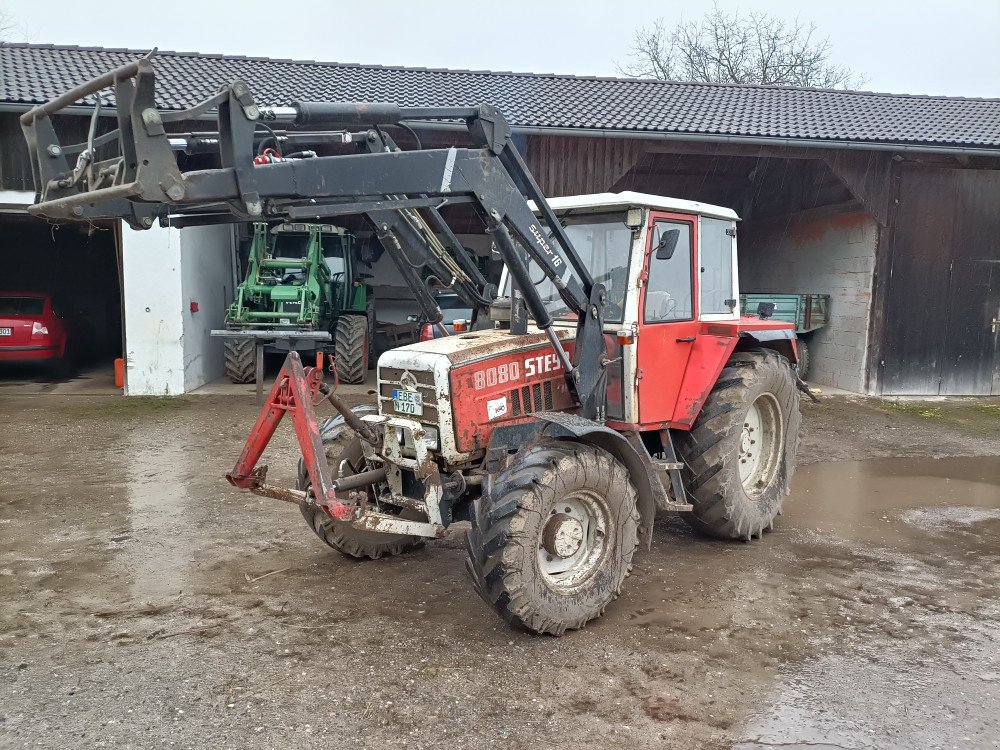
[218,222,374,385]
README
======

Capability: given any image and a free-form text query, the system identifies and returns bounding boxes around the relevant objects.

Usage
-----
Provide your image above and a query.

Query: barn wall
[740,210,877,392]
[122,223,185,395]
[180,224,235,392]
[873,165,1000,395]
[525,135,645,197]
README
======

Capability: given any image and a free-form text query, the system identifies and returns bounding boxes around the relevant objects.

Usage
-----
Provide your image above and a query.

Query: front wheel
[466,441,639,635]
[297,431,422,560]
[675,349,801,541]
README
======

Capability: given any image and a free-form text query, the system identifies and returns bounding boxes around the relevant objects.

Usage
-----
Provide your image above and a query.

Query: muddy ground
[1,393,998,750]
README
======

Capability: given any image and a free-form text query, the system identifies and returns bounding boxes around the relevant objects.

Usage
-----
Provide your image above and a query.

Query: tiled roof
[2,43,999,150]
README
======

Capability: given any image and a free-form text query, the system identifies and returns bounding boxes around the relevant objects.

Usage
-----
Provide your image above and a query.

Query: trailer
[741,293,830,379]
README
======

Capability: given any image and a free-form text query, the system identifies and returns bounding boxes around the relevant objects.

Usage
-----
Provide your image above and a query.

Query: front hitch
[226,351,360,521]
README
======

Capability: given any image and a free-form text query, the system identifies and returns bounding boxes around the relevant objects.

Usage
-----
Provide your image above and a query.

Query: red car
[0,292,68,363]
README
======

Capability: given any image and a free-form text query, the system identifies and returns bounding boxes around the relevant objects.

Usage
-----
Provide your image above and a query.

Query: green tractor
[217,222,374,385]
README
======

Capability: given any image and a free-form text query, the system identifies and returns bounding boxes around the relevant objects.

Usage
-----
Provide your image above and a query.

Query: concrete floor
[0,361,119,395]
[192,369,378,398]
[1,393,998,749]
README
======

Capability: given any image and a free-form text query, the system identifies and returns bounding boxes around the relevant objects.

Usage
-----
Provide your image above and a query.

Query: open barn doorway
[0,210,122,393]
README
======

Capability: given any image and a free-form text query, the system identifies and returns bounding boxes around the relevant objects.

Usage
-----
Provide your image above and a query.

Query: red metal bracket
[226,351,356,521]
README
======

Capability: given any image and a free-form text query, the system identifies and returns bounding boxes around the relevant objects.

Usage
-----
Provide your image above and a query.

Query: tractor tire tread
[466,441,639,636]
[224,338,256,384]
[334,315,368,385]
[675,348,801,541]
[296,432,422,560]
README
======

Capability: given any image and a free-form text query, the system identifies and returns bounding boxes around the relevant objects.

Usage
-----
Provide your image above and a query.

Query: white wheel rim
[537,491,608,589]
[738,393,783,495]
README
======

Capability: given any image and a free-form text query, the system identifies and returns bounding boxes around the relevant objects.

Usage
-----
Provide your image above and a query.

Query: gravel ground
[1,392,998,750]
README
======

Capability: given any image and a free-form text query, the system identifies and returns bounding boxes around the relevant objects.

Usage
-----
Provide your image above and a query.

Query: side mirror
[654,228,681,260]
[756,302,776,319]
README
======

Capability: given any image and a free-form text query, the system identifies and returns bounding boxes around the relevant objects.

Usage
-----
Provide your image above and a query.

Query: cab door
[636,213,700,425]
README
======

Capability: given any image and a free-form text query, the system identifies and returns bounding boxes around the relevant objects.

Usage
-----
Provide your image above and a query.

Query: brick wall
[739,211,878,392]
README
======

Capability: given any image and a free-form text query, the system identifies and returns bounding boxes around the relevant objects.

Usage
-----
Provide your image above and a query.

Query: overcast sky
[3,0,998,98]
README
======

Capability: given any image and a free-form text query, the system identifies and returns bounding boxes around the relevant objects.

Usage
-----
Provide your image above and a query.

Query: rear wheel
[675,349,801,541]
[466,441,639,635]
[296,430,422,560]
[223,338,255,383]
[334,315,368,384]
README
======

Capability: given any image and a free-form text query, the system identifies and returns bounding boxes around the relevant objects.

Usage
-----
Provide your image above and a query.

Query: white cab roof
[529,191,739,221]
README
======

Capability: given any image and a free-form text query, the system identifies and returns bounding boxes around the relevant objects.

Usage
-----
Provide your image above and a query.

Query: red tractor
[22,57,802,634]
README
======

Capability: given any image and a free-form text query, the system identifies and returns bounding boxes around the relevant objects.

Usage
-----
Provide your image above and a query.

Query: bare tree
[0,6,30,43]
[618,6,865,89]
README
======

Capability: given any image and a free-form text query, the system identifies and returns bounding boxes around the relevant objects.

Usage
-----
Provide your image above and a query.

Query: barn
[1,43,997,395]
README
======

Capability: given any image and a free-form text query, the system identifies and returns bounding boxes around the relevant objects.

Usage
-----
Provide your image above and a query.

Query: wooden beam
[824,151,894,227]
[641,139,843,161]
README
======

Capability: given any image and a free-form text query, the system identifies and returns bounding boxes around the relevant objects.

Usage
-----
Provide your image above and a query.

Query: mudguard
[738,329,799,364]
[487,411,671,548]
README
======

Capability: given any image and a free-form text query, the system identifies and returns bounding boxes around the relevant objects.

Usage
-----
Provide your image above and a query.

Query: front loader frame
[20,55,610,421]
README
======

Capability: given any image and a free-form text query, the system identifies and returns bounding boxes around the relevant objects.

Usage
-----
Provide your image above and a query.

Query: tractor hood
[384,327,573,368]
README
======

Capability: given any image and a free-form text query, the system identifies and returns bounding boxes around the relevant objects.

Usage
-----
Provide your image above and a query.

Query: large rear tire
[223,338,256,384]
[296,430,422,560]
[334,315,368,385]
[466,441,639,635]
[675,349,801,541]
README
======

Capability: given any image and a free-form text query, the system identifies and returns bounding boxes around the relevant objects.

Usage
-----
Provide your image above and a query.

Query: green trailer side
[740,293,830,379]
[740,293,830,334]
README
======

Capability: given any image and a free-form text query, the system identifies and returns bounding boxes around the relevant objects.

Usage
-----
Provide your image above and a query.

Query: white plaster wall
[739,211,877,392]
[122,223,185,395]
[180,225,235,391]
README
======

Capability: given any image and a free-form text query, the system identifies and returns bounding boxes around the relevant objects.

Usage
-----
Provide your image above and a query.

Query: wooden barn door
[879,166,1000,395]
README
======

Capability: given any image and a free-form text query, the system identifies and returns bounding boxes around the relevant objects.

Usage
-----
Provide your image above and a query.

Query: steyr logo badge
[399,370,418,390]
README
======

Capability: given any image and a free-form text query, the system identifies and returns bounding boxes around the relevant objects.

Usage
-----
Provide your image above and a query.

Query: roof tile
[2,43,999,149]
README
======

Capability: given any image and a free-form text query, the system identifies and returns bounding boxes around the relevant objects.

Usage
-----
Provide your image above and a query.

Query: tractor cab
[502,192,791,429]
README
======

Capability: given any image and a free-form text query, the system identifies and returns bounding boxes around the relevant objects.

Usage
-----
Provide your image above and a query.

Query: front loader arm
[21,56,610,419]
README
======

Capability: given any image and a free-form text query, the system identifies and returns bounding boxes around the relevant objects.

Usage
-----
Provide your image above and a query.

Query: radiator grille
[378,366,438,424]
[509,380,554,417]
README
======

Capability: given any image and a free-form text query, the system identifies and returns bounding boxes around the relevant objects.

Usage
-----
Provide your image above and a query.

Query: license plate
[392,388,424,416]
[0,328,10,336]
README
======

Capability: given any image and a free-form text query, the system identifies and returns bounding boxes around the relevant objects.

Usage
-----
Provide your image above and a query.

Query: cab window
[507,212,633,324]
[699,218,736,315]
[644,221,693,322]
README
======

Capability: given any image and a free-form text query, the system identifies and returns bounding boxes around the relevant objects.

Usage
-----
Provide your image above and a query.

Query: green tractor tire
[224,338,256,384]
[334,315,369,385]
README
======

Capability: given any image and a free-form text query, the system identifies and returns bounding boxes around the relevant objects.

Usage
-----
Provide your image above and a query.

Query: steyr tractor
[216,221,374,385]
[22,56,803,635]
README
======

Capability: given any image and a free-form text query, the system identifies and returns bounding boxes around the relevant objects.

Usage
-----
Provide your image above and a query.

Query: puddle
[737,607,1000,750]
[788,456,1000,549]
[732,456,1000,750]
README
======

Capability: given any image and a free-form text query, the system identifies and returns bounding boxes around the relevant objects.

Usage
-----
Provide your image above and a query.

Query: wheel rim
[738,393,784,495]
[537,490,608,589]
